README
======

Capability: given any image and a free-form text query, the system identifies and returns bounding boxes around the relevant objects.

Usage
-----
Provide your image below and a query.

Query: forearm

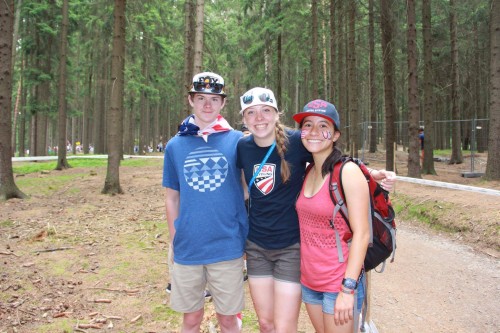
[165,188,180,244]
[345,230,369,281]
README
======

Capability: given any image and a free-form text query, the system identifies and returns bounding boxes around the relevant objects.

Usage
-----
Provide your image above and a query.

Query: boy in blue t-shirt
[163,72,247,332]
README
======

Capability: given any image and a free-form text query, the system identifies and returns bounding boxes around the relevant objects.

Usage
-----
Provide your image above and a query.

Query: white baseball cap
[240,87,278,114]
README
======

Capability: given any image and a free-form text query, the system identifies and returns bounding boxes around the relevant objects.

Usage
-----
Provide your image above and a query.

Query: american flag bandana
[177,114,233,142]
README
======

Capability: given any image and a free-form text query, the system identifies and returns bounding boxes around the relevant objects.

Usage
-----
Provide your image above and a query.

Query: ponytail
[275,121,291,183]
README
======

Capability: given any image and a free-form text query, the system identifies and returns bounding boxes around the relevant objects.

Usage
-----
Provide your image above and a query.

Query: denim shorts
[301,275,365,315]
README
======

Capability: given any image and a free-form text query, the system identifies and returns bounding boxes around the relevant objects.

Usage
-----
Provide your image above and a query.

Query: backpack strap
[328,160,349,263]
[334,157,375,244]
[329,157,374,245]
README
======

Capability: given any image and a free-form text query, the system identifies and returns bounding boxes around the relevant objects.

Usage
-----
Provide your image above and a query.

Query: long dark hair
[321,146,343,178]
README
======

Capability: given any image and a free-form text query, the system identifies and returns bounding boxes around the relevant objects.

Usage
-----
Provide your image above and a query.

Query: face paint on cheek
[322,130,332,140]
[301,129,310,139]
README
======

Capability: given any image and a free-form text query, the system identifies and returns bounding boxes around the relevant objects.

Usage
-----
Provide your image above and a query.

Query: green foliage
[9,0,494,167]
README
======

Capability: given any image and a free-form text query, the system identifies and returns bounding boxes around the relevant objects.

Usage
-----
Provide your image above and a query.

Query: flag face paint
[301,129,310,139]
[322,131,332,140]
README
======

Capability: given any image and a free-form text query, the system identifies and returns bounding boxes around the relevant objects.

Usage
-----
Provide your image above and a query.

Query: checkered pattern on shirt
[183,146,229,192]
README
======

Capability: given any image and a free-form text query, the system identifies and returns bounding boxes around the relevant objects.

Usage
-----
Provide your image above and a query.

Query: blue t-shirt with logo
[237,130,312,250]
[163,130,248,265]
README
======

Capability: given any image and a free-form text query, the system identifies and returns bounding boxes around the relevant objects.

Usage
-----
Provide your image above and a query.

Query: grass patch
[0,220,14,227]
[47,258,75,277]
[15,173,86,195]
[393,193,464,233]
[13,157,162,175]
[241,309,260,331]
[152,304,179,323]
[35,318,74,333]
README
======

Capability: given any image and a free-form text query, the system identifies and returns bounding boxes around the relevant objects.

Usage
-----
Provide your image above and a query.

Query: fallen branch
[74,329,88,333]
[103,314,122,320]
[76,323,103,329]
[19,308,36,316]
[75,268,98,274]
[53,311,73,318]
[90,299,112,304]
[0,251,20,257]
[88,287,139,294]
[34,247,73,253]
[130,314,142,323]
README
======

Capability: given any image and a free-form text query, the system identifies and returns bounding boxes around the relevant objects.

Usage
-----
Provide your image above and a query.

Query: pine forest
[1,0,500,200]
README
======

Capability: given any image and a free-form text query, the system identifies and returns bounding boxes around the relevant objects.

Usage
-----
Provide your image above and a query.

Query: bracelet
[341,287,355,295]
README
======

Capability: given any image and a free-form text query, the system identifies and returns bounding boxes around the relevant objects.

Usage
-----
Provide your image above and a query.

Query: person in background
[294,99,370,333]
[237,88,396,333]
[163,72,247,333]
[419,127,424,165]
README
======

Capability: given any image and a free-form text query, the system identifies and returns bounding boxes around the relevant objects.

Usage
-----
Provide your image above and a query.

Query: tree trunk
[102,0,126,195]
[329,0,336,103]
[192,0,204,74]
[485,0,500,180]
[11,81,21,156]
[406,0,421,178]
[380,0,397,171]
[0,0,26,200]
[139,37,149,156]
[19,76,27,157]
[310,0,319,98]
[83,71,92,154]
[348,1,358,158]
[183,0,195,117]
[449,0,463,164]
[421,0,437,174]
[56,0,70,170]
[368,0,378,154]
[336,0,347,151]
[277,0,282,109]
[94,45,107,154]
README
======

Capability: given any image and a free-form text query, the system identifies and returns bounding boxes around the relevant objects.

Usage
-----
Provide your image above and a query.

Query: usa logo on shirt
[253,163,276,195]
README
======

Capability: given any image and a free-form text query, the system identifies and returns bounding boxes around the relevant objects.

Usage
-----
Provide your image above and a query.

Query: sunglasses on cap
[192,77,224,94]
[242,92,272,105]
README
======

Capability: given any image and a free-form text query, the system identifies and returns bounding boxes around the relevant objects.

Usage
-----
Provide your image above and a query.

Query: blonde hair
[275,120,290,183]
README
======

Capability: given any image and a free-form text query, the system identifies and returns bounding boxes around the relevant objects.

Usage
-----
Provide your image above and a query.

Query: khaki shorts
[245,240,301,283]
[170,257,245,315]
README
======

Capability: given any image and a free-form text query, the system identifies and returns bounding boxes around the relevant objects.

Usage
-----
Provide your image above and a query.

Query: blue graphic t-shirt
[163,130,248,265]
[236,130,312,250]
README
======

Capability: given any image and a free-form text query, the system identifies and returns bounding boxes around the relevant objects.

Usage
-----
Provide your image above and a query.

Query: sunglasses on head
[242,92,272,105]
[193,77,224,94]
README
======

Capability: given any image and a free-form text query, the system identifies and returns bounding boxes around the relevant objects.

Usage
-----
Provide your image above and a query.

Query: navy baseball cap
[293,99,340,128]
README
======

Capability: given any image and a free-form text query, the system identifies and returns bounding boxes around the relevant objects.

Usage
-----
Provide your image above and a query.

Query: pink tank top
[296,172,352,292]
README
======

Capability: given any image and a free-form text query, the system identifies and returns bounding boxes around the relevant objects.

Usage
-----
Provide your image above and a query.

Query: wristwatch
[342,278,358,290]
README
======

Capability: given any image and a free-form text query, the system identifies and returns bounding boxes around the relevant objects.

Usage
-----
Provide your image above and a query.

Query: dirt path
[1,159,499,333]
[366,224,499,333]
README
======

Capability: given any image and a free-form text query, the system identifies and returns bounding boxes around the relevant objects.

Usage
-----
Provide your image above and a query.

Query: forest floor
[0,150,499,333]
